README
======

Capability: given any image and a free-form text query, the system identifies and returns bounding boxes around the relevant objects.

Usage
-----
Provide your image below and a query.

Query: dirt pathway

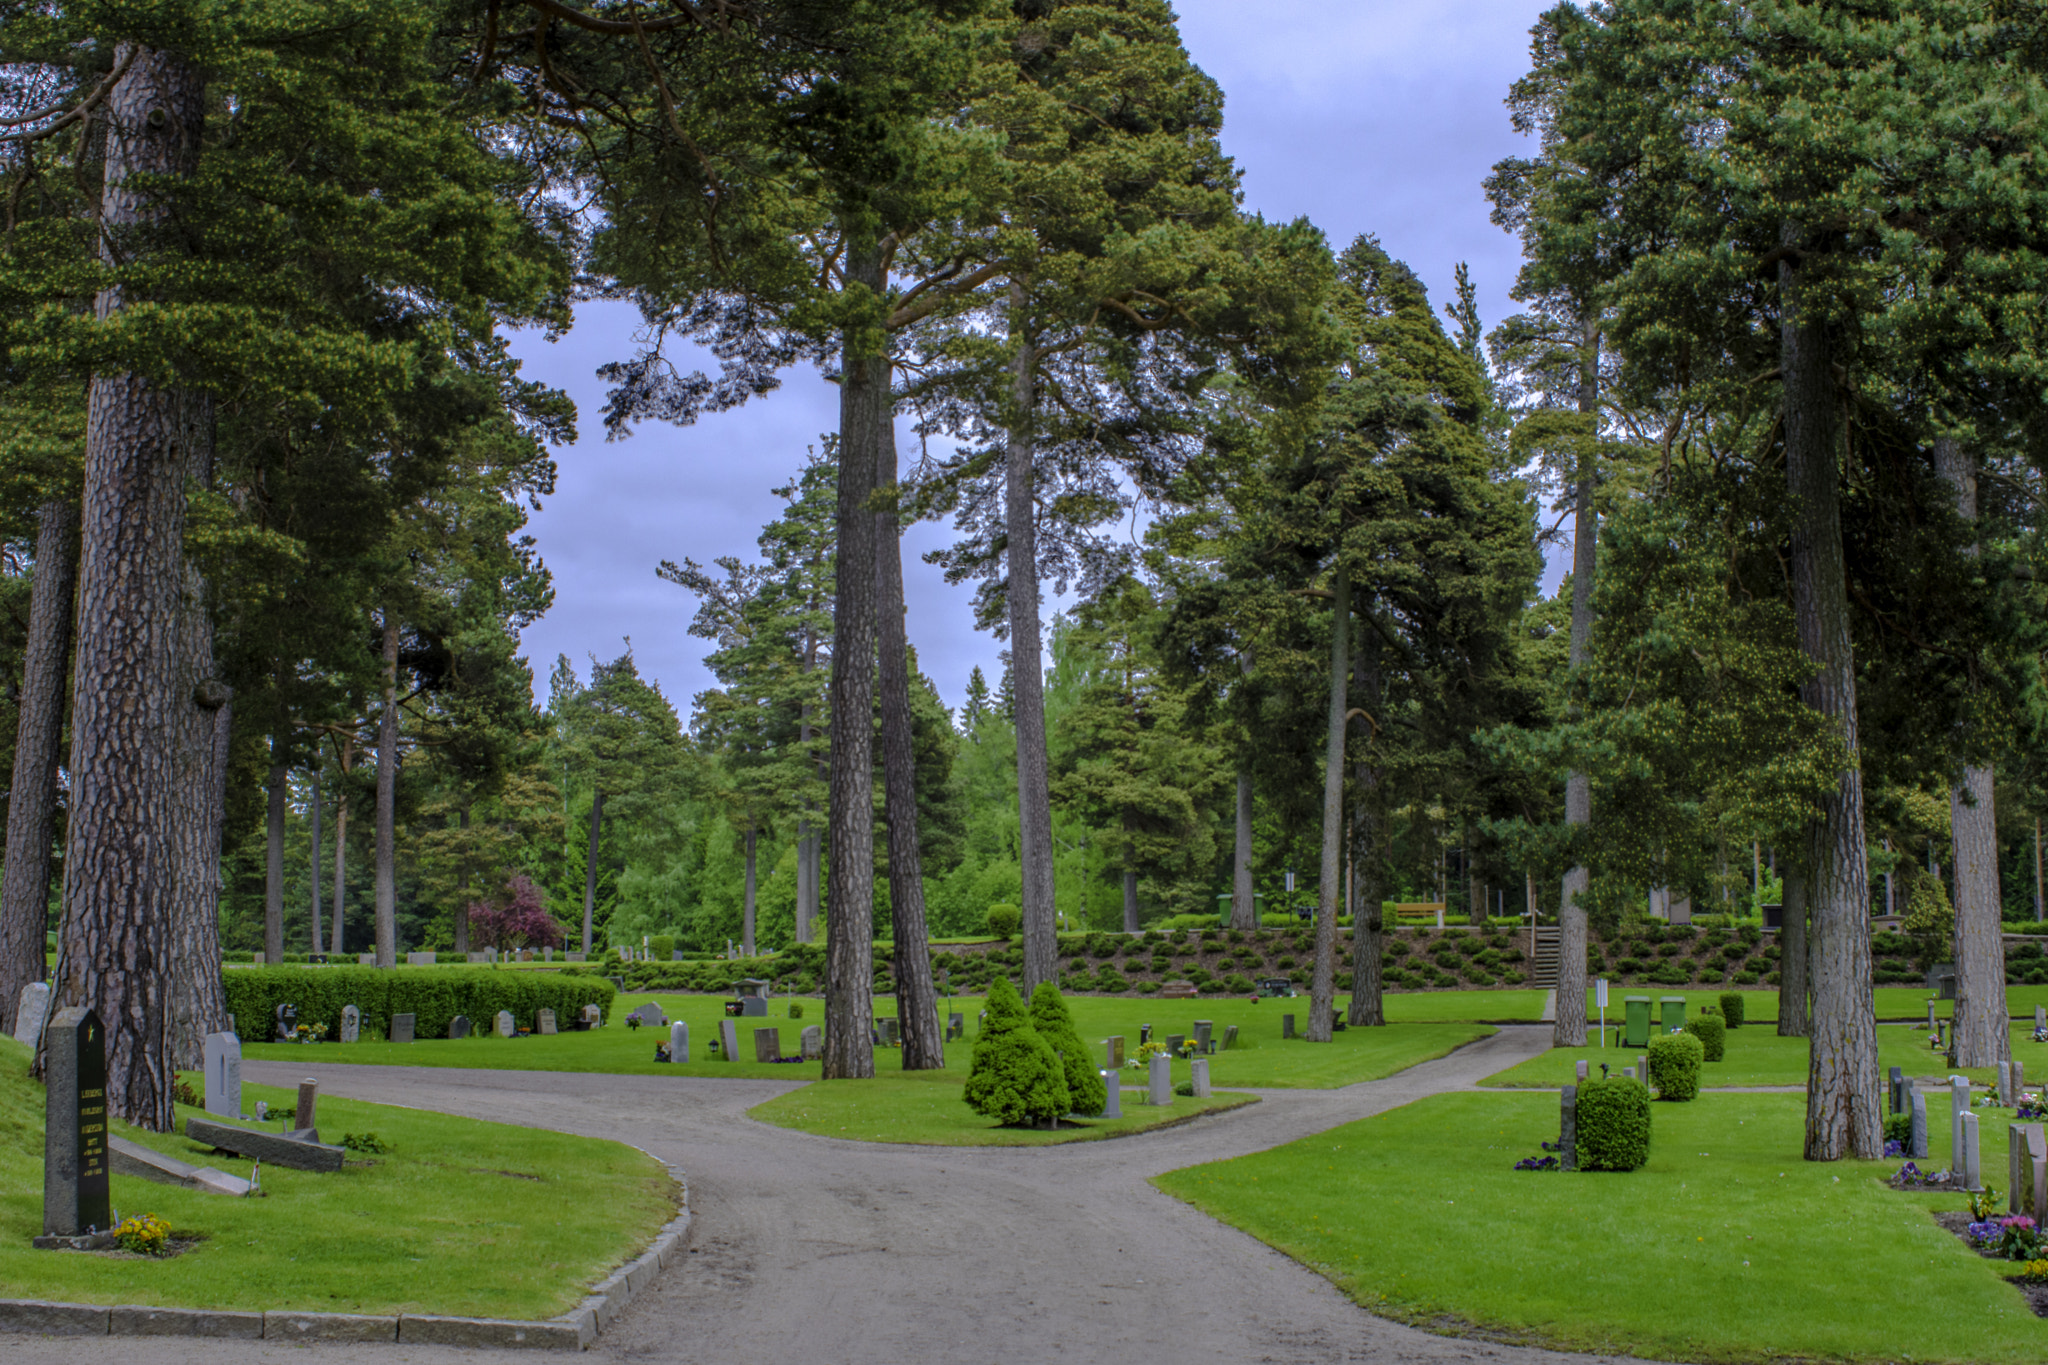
[9,1025,1671,1365]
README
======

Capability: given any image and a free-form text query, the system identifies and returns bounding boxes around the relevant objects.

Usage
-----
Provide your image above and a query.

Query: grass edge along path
[0,1037,674,1319]
[1156,1090,2048,1364]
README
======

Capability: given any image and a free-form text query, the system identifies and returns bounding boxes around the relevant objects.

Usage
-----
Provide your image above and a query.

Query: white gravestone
[204,1031,242,1118]
[1099,1071,1121,1118]
[496,1010,516,1038]
[537,1008,557,1035]
[12,981,51,1046]
[1147,1054,1171,1106]
[339,1005,360,1044]
[1189,1058,1211,1098]
[1951,1076,1972,1172]
[2000,1061,2014,1107]
[800,1025,822,1061]
[719,1018,739,1062]
[1575,1059,1589,1083]
[669,1021,689,1063]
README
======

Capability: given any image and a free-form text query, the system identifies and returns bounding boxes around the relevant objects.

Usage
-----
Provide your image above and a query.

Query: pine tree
[963,977,1069,1127]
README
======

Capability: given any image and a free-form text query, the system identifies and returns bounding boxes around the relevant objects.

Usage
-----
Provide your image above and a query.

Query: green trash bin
[1624,996,1651,1048]
[1660,996,1687,1035]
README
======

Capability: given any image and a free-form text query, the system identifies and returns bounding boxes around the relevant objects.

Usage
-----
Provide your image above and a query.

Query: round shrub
[1028,982,1106,1116]
[1094,967,1130,993]
[985,904,1022,938]
[1717,991,1745,1028]
[1575,1077,1652,1171]
[964,978,1069,1125]
[1648,1031,1705,1101]
[1684,1012,1726,1062]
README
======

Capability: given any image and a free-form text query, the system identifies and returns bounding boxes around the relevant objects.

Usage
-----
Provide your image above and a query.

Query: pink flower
[2003,1216,2037,1231]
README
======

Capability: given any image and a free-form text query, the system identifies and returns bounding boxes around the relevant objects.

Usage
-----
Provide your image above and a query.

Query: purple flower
[1884,1139,1904,1157]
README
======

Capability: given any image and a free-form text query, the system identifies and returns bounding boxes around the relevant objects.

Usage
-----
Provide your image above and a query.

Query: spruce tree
[964,977,1069,1127]
[1028,981,1106,1117]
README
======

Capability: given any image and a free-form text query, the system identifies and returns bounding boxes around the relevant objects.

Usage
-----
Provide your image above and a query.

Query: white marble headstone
[340,1005,360,1044]
[496,1010,516,1038]
[204,1031,242,1117]
[1099,1070,1121,1118]
[11,981,51,1046]
[669,1021,689,1062]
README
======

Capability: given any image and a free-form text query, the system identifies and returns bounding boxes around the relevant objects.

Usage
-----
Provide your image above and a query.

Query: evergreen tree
[964,976,1069,1127]
[1028,981,1106,1117]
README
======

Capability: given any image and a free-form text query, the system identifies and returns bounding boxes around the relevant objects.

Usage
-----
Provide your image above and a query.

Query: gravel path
[9,1025,1672,1365]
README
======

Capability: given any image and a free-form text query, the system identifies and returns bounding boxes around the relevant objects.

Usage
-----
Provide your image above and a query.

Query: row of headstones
[653,1020,823,1063]
[248,950,591,966]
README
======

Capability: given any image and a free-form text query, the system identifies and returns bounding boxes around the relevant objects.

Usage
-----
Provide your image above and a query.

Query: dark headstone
[389,1012,415,1044]
[1559,1084,1578,1171]
[754,1027,783,1062]
[41,1007,111,1238]
[1282,1014,1296,1040]
[447,1015,470,1040]
[296,1078,319,1132]
[184,1117,346,1173]
[1889,1065,1905,1116]
[274,1003,298,1041]
[1910,1088,1929,1159]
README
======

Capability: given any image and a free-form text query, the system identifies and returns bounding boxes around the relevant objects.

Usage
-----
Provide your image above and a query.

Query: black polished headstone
[389,1012,415,1044]
[447,1015,471,1040]
[42,1007,111,1238]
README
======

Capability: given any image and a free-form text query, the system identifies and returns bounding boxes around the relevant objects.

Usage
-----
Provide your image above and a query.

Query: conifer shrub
[985,904,1022,938]
[1717,991,1745,1028]
[1684,1011,1726,1061]
[1648,1031,1705,1100]
[1028,982,1106,1115]
[1575,1077,1652,1171]
[964,978,1070,1125]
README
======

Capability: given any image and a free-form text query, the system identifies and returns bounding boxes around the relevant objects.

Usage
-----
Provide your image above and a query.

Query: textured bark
[1230,767,1256,930]
[1554,317,1599,1049]
[1121,868,1139,933]
[795,814,816,944]
[876,390,943,1071]
[308,773,323,953]
[263,757,286,963]
[1308,570,1348,1043]
[1934,436,2007,1067]
[0,498,78,1033]
[330,737,352,954]
[1005,282,1058,999]
[742,820,758,957]
[57,44,208,1130]
[582,790,605,954]
[1782,249,1880,1160]
[452,803,469,956]
[1778,854,1811,1037]
[822,239,884,1080]
[167,392,230,1073]
[373,613,399,968]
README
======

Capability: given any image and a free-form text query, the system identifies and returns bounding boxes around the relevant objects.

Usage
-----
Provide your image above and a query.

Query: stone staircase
[1526,926,1560,989]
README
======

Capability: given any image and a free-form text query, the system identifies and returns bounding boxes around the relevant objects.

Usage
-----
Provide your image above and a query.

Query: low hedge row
[221,968,615,1042]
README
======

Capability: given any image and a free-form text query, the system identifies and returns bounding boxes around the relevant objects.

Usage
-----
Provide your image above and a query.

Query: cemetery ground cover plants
[0,1039,672,1318]
[1155,1091,2048,1363]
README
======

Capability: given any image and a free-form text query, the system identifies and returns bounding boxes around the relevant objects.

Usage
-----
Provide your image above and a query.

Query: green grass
[749,1069,1257,1146]
[245,992,1495,1092]
[0,1037,672,1318]
[1156,1090,2048,1363]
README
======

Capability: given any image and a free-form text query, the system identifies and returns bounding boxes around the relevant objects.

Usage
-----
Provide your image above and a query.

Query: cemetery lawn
[750,1069,1257,1146]
[0,1037,674,1319]
[244,992,1496,1091]
[1156,1090,2048,1363]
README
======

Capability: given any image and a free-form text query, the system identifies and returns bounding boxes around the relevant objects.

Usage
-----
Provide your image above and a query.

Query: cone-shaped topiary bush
[1576,1076,1652,1170]
[1028,982,1107,1116]
[1648,1030,1705,1100]
[1685,1011,1726,1061]
[964,977,1070,1126]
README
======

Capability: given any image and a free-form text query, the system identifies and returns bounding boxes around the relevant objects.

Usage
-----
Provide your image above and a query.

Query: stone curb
[1,1165,692,1351]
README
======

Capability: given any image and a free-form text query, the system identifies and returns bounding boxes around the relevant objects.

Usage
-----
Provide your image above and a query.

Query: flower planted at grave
[114,1213,172,1257]
[964,978,1070,1127]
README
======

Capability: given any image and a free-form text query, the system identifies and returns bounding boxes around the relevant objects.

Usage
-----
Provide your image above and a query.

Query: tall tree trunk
[742,819,758,957]
[0,497,78,1033]
[330,737,351,955]
[1004,281,1058,998]
[822,236,884,1080]
[1121,867,1138,933]
[308,772,322,953]
[1934,436,2007,1067]
[1230,651,1258,931]
[56,44,207,1130]
[582,790,605,954]
[264,755,286,963]
[1308,569,1348,1043]
[1347,623,1385,1026]
[1554,316,1600,1049]
[795,814,815,943]
[373,612,399,968]
[167,392,229,1072]
[1782,245,1880,1160]
[1778,854,1811,1037]
[452,802,469,955]
[875,385,944,1070]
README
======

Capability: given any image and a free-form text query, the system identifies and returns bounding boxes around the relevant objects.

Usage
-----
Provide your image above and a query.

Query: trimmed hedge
[1576,1076,1652,1171]
[1685,1012,1726,1062]
[1648,1030,1705,1101]
[1717,991,1744,1028]
[222,968,614,1042]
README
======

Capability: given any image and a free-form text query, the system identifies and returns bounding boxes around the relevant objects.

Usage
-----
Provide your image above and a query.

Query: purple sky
[504,0,1559,717]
